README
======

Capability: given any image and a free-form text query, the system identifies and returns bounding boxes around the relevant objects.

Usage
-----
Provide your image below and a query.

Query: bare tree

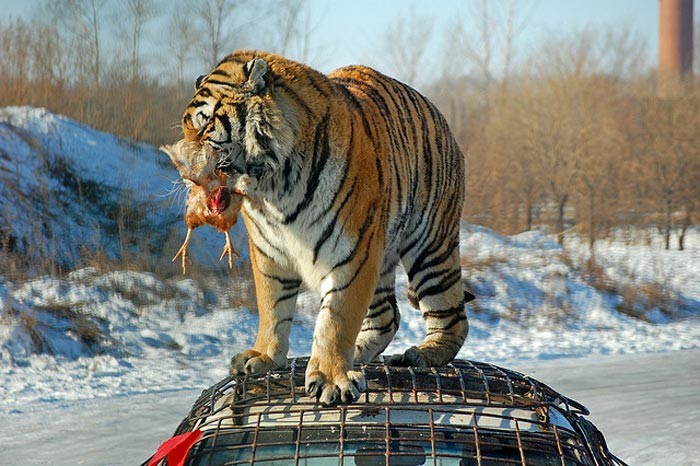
[194,0,244,68]
[45,0,106,88]
[0,19,32,103]
[636,95,700,250]
[517,80,579,243]
[30,21,69,106]
[448,0,532,94]
[448,0,492,91]
[534,28,600,79]
[74,0,104,87]
[165,1,196,99]
[535,26,648,80]
[600,26,649,79]
[265,0,308,60]
[378,6,434,88]
[573,80,626,250]
[123,0,157,82]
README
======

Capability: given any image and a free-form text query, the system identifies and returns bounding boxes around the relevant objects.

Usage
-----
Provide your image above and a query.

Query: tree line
[0,0,318,146]
[382,2,699,251]
[1,0,698,251]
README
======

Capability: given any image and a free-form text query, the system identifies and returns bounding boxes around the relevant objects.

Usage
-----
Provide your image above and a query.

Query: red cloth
[148,430,202,466]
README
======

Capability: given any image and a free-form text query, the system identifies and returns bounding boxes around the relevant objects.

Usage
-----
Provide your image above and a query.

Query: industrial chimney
[658,0,694,96]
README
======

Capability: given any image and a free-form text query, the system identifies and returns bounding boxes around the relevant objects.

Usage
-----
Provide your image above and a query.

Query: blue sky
[0,0,692,76]
[304,0,662,72]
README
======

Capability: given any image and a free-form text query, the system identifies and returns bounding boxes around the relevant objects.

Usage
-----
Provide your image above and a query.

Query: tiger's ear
[195,74,206,90]
[245,58,268,93]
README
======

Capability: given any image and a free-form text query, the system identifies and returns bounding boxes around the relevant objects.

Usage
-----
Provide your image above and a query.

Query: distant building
[658,0,694,96]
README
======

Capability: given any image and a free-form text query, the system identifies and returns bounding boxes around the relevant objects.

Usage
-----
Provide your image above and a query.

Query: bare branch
[378,6,434,88]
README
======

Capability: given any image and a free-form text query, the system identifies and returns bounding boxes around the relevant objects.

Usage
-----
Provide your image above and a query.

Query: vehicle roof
[173,358,626,466]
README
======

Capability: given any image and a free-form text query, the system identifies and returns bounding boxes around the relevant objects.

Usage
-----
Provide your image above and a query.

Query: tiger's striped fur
[180,50,469,405]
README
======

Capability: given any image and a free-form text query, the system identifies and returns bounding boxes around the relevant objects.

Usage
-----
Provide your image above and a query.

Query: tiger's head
[181,52,298,186]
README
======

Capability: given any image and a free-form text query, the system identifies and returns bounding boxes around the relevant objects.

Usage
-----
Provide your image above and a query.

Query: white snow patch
[1,224,698,414]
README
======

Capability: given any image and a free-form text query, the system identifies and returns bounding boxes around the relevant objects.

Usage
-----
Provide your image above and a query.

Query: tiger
[177,50,471,405]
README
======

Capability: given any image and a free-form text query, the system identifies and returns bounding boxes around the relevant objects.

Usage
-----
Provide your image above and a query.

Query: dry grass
[208,266,258,313]
[34,301,106,349]
[616,282,673,322]
[460,255,507,272]
[577,256,618,295]
[574,254,678,322]
[18,312,52,354]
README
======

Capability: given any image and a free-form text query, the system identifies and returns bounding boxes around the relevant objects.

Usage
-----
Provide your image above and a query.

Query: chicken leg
[173,226,194,274]
[219,230,240,269]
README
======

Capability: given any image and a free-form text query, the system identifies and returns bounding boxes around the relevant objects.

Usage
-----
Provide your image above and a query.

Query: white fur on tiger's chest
[241,156,361,288]
[243,195,354,289]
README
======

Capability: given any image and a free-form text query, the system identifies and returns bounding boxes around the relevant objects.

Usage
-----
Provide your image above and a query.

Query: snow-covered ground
[1,226,698,413]
[1,350,697,466]
[519,349,700,466]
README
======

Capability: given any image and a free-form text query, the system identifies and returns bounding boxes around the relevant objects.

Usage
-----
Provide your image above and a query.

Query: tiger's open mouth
[208,186,232,216]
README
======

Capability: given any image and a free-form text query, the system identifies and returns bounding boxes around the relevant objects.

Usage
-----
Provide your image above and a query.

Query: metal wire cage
[171,358,627,466]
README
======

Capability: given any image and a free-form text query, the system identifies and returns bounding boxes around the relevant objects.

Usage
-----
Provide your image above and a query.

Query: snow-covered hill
[0,106,246,271]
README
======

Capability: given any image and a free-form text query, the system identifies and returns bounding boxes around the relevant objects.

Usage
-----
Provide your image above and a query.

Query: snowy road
[1,349,698,466]
[519,349,700,466]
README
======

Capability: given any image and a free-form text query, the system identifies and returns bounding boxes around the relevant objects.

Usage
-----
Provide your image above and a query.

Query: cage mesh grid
[175,358,626,466]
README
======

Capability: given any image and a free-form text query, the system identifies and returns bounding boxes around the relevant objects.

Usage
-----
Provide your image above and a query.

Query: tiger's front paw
[230,349,281,375]
[305,362,366,406]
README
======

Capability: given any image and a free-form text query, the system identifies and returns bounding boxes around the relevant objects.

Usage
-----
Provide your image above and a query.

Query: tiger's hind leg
[353,259,400,363]
[389,245,468,367]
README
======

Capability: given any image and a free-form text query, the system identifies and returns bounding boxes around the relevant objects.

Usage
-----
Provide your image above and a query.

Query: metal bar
[249,411,262,465]
[241,374,249,401]
[513,418,527,466]
[339,406,346,465]
[207,418,223,466]
[472,411,482,466]
[428,407,437,466]
[289,358,297,401]
[361,364,369,403]
[265,371,272,404]
[486,362,516,404]
[464,359,492,404]
[181,358,613,465]
[383,364,394,403]
[408,366,418,403]
[294,408,303,466]
[431,367,444,403]
[454,366,468,403]
[553,425,567,466]
[384,406,391,464]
